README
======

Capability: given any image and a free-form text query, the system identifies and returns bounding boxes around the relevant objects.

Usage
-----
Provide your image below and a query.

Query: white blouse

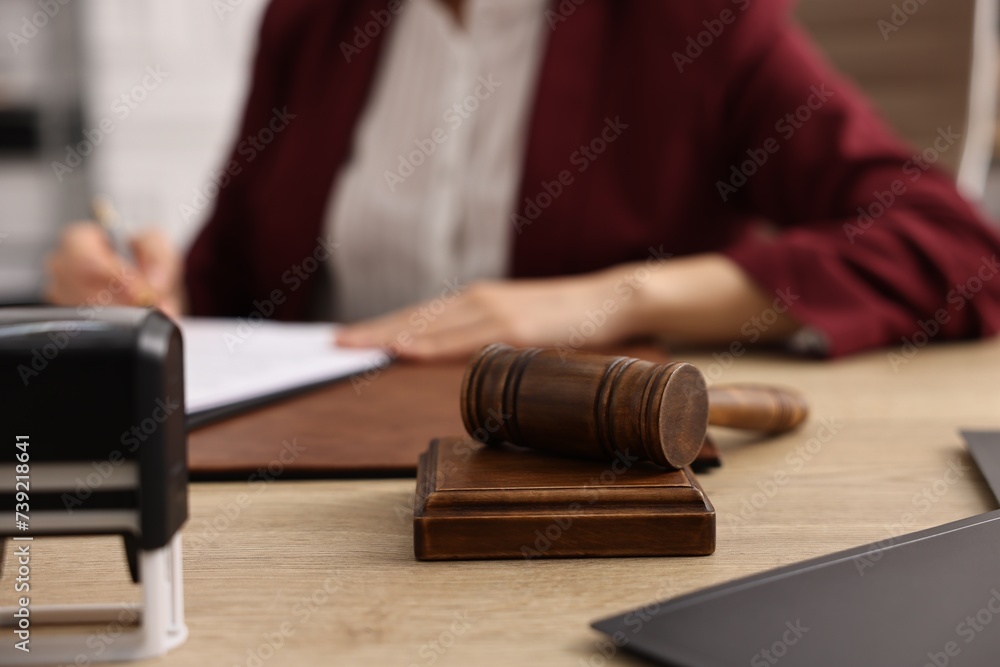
[321,0,550,321]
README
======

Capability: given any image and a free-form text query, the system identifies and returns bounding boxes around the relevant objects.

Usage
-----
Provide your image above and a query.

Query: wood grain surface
[4,339,1000,666]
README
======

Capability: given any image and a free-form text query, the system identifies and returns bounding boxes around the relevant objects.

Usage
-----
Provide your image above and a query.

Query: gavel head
[460,344,709,469]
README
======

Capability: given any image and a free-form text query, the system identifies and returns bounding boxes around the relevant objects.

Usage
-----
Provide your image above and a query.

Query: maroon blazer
[186,0,1000,357]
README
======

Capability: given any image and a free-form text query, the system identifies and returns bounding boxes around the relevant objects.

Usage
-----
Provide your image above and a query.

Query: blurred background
[0,0,998,305]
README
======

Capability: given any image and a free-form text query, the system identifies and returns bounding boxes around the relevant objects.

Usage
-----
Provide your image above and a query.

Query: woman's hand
[44,222,186,318]
[336,254,802,361]
[336,267,648,360]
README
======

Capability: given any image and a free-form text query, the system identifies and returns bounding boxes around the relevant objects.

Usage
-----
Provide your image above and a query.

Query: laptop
[593,431,1000,667]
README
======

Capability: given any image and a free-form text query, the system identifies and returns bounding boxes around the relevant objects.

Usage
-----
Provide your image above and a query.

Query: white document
[179,318,389,415]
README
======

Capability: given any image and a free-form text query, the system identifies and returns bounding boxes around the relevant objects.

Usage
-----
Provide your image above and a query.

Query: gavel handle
[708,384,809,433]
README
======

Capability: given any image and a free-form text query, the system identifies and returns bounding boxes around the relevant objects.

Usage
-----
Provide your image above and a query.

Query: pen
[91,195,157,307]
[91,195,134,262]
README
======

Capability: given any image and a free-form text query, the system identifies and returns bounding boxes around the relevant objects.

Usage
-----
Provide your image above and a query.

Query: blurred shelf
[0,106,41,156]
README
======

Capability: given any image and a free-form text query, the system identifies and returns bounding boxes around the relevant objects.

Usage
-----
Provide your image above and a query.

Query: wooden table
[5,340,1000,666]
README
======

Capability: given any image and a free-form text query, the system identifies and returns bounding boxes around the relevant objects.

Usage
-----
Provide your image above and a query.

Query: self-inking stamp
[0,307,188,662]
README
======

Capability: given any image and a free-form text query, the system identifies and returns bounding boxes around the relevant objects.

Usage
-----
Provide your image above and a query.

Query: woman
[45,0,1000,359]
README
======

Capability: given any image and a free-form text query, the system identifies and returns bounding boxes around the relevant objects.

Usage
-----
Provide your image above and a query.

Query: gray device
[593,431,1000,667]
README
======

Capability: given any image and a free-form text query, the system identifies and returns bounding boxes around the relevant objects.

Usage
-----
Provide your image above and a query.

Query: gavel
[461,344,808,469]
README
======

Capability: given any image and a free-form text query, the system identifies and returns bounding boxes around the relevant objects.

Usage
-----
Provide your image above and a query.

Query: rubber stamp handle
[707,384,809,433]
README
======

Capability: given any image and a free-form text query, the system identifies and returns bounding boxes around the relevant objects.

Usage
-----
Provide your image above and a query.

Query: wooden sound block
[413,437,716,561]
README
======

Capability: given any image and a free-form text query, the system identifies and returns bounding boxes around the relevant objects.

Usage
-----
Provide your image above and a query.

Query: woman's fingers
[393,320,502,361]
[130,229,183,311]
[130,229,180,295]
[44,221,154,308]
[337,309,419,347]
[336,270,639,361]
[338,295,484,348]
